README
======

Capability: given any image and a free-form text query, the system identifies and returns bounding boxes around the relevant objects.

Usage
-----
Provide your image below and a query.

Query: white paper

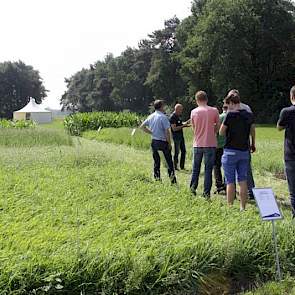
[131,128,136,136]
[253,188,282,221]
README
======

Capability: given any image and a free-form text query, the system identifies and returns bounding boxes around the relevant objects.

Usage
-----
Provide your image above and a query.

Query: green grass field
[83,126,289,202]
[0,121,293,294]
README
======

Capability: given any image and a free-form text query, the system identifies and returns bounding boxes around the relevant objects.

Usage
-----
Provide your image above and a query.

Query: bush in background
[0,119,36,128]
[64,112,142,135]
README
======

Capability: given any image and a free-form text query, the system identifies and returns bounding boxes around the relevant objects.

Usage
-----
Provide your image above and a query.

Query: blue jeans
[285,160,295,217]
[190,147,216,195]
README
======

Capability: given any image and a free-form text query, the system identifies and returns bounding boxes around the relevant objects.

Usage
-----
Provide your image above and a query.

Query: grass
[83,125,285,177]
[0,127,73,147]
[244,277,295,294]
[0,122,293,294]
[41,118,65,130]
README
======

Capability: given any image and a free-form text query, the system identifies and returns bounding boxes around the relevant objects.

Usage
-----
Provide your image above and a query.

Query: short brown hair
[291,86,295,98]
[224,92,240,105]
[229,89,240,96]
[195,91,208,102]
[154,99,165,110]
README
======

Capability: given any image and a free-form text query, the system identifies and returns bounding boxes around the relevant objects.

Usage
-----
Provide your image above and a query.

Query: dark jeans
[285,160,295,216]
[190,147,216,195]
[151,139,176,184]
[173,136,186,169]
[214,148,225,190]
[247,153,255,197]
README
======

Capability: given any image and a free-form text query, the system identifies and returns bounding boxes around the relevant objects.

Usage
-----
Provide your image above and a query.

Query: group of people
[140,86,295,215]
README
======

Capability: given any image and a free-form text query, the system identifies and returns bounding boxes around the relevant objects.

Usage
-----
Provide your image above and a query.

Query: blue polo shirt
[142,111,171,141]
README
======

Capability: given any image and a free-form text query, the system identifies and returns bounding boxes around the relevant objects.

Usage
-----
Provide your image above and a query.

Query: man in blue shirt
[140,100,176,184]
[277,85,295,217]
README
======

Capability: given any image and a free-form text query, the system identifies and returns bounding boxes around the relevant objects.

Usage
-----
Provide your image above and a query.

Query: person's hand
[168,143,172,150]
[250,144,256,153]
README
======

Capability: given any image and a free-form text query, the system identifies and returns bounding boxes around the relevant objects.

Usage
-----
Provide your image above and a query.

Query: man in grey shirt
[140,100,176,184]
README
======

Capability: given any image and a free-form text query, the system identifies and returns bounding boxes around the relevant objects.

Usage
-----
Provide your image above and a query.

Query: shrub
[64,112,142,135]
[0,119,36,128]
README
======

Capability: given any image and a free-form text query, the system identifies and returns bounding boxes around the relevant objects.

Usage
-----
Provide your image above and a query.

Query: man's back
[191,106,219,148]
[278,105,295,161]
[224,110,254,151]
[143,110,170,141]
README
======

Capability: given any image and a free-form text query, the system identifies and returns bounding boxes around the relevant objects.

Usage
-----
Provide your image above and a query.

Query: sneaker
[190,188,197,196]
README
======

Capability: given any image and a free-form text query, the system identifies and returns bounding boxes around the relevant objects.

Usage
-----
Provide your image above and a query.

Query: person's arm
[219,123,227,136]
[171,123,189,132]
[190,113,194,131]
[185,119,191,126]
[139,119,152,135]
[215,111,220,134]
[250,124,256,153]
[277,124,285,131]
[165,128,172,149]
[277,109,287,131]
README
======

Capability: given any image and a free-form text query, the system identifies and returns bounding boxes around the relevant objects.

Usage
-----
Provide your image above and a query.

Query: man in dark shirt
[277,85,295,217]
[170,104,190,170]
[226,89,256,199]
[220,92,255,211]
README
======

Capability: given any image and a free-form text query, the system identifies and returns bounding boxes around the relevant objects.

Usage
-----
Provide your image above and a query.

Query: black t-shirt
[169,112,183,139]
[278,105,295,161]
[223,110,254,151]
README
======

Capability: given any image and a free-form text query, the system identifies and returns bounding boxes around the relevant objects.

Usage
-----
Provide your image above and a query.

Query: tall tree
[145,17,187,105]
[0,61,47,118]
[178,0,295,121]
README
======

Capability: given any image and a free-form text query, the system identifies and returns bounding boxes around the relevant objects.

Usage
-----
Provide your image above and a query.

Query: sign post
[252,188,283,281]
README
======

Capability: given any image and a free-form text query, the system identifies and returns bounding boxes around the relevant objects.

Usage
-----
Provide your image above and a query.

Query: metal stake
[271,220,282,281]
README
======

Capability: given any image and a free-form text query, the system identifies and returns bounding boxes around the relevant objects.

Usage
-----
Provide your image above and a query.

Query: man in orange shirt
[190,91,220,198]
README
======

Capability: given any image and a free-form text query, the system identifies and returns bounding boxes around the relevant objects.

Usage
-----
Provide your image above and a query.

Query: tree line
[0,61,47,118]
[61,0,295,122]
[1,0,294,122]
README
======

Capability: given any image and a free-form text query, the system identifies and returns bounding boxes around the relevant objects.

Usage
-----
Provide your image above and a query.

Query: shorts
[222,149,250,184]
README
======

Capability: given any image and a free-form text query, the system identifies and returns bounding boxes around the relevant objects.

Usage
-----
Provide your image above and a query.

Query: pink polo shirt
[191,106,219,148]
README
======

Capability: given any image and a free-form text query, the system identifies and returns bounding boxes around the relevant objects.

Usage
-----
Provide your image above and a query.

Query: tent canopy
[15,98,51,113]
[13,98,52,123]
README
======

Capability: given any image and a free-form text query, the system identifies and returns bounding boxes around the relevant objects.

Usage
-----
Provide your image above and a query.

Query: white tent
[13,98,52,124]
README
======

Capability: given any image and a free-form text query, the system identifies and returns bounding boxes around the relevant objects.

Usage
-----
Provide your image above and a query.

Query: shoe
[202,193,211,199]
[190,187,196,196]
[215,186,226,194]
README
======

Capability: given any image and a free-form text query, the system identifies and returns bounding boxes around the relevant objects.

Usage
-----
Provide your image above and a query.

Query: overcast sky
[0,0,192,109]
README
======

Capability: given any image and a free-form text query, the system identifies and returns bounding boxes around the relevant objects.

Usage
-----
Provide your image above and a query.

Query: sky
[0,0,192,109]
